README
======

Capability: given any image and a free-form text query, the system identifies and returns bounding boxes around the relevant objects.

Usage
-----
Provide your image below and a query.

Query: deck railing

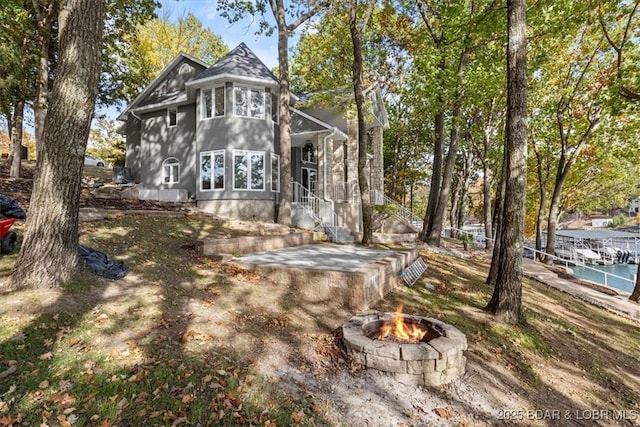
[444,226,636,291]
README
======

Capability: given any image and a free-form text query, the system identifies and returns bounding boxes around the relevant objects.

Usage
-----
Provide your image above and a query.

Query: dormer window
[202,86,225,119]
[302,141,316,164]
[234,86,264,119]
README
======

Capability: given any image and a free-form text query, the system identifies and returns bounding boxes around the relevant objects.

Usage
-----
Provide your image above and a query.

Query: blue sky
[157,0,280,69]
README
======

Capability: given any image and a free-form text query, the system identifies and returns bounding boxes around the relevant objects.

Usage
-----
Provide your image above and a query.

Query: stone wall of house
[197,199,275,222]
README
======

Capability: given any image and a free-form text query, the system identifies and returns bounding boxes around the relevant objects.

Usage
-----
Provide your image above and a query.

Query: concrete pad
[234,243,402,272]
[232,243,418,310]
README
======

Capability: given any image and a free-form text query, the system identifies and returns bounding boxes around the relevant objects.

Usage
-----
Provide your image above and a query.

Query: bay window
[200,150,225,191]
[234,86,264,119]
[234,150,264,190]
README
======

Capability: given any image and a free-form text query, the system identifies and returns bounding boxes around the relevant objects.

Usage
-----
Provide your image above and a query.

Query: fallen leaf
[39,380,50,389]
[181,394,194,404]
[11,331,25,341]
[0,416,19,426]
[0,366,16,379]
[135,391,149,403]
[434,407,452,419]
[171,417,188,426]
[291,410,304,422]
[39,352,53,360]
[117,398,128,409]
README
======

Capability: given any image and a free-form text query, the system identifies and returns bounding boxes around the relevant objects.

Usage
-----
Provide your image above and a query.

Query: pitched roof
[191,42,278,85]
[117,53,209,120]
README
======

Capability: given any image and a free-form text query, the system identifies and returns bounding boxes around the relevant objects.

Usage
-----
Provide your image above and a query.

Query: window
[271,93,279,123]
[200,150,225,191]
[271,153,280,192]
[233,150,264,190]
[234,86,264,118]
[162,158,180,184]
[215,86,225,116]
[302,141,316,164]
[202,86,225,119]
[168,108,177,127]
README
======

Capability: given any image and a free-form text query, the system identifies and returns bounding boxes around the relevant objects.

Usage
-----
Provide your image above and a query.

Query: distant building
[630,197,640,215]
[591,217,613,228]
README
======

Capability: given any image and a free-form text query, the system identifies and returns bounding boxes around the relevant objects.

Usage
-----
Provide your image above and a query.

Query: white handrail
[370,190,423,230]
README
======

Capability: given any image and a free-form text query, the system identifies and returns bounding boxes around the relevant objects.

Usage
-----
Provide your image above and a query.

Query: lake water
[570,263,638,293]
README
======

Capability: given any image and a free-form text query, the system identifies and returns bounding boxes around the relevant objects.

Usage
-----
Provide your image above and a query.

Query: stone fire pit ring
[342,313,467,387]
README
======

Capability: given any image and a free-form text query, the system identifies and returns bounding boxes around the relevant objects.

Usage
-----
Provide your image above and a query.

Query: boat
[554,245,601,265]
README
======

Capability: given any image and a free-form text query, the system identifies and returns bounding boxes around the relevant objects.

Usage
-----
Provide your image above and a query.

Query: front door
[302,167,317,195]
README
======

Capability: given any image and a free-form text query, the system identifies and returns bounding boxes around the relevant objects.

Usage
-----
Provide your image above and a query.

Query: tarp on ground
[78,245,129,280]
[0,194,26,219]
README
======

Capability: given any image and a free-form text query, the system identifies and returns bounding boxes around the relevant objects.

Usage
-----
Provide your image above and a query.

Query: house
[117,43,389,240]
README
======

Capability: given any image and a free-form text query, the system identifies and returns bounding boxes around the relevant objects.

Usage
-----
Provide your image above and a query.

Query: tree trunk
[481,112,494,250]
[390,135,400,198]
[10,0,105,289]
[349,0,373,245]
[426,100,463,246]
[275,3,292,226]
[534,146,548,259]
[10,100,25,178]
[486,145,506,287]
[543,155,568,264]
[485,0,527,325]
[420,109,444,240]
[33,1,57,152]
[482,163,493,250]
[630,263,640,302]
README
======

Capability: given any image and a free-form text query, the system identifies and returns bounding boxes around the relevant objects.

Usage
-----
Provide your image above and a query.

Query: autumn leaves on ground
[1,215,640,425]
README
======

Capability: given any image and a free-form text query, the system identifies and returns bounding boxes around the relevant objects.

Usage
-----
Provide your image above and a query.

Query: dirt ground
[1,162,640,426]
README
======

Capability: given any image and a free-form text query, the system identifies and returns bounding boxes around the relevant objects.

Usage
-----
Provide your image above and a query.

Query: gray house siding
[194,84,279,221]
[134,105,197,197]
[124,119,142,182]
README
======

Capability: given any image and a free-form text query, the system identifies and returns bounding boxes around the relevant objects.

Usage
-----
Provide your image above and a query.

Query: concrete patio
[230,243,419,311]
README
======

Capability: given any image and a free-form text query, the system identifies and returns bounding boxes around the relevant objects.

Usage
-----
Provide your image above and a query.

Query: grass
[1,219,640,425]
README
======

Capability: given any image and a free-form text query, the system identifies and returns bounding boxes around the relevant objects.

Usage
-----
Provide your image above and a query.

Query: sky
[157,0,281,69]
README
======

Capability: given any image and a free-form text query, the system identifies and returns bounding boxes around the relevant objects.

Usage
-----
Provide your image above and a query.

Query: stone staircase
[370,190,423,231]
[325,224,355,244]
[292,182,355,244]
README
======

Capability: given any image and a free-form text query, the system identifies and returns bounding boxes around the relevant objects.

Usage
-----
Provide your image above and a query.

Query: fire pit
[342,306,467,386]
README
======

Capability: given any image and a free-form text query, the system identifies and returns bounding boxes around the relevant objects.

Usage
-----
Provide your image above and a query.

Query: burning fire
[378,304,427,343]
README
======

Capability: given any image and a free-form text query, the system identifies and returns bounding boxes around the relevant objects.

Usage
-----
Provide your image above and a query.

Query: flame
[377,304,427,342]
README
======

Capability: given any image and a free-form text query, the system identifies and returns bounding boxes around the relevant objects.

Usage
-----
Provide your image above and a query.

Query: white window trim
[271,153,280,193]
[200,150,225,192]
[233,85,265,119]
[201,86,225,120]
[233,149,265,191]
[168,107,177,127]
[162,157,180,184]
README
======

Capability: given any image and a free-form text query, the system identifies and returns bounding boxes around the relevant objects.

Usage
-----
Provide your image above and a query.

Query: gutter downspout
[323,127,347,228]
